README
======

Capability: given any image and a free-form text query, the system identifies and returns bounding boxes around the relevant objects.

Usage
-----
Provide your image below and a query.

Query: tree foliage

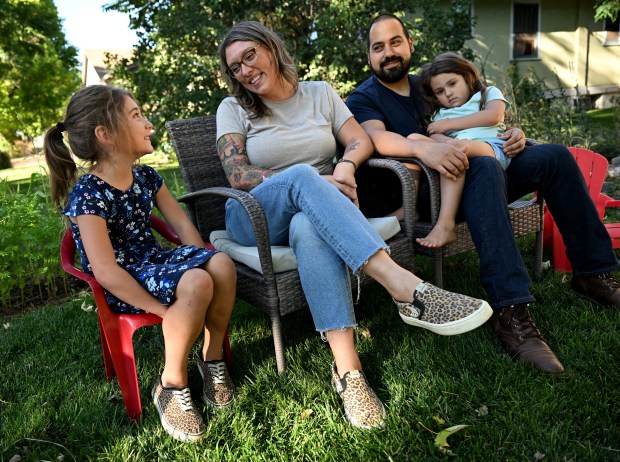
[105,0,474,143]
[0,0,80,150]
[594,0,620,22]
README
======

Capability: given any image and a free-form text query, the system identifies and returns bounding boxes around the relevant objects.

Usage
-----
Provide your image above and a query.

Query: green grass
[588,107,617,132]
[1,246,620,461]
[1,154,619,460]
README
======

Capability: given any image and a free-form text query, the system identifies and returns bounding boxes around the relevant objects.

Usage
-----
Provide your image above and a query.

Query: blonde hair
[218,21,298,118]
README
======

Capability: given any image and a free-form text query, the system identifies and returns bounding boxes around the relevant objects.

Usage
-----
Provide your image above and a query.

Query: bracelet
[337,158,357,171]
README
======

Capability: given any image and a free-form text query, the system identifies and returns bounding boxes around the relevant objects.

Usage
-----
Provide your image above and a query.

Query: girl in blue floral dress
[44,85,236,443]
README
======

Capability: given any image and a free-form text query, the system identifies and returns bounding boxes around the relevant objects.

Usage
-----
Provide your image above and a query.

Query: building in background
[82,49,133,86]
[467,0,619,108]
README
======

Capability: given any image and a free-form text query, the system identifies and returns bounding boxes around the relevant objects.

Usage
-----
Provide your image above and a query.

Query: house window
[604,15,619,45]
[512,3,539,59]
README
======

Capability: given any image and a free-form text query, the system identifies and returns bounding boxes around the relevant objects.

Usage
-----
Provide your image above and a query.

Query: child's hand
[427,120,451,135]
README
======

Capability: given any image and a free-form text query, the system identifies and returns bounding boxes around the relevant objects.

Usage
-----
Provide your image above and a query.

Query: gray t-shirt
[216,81,352,175]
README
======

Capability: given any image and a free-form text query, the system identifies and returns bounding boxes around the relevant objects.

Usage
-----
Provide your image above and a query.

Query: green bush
[503,64,591,147]
[0,175,66,313]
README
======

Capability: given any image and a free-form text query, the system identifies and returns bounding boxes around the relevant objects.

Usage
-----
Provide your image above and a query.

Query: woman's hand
[500,127,527,157]
[324,162,359,206]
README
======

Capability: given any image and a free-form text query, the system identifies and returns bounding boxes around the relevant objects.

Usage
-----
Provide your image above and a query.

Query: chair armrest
[149,215,182,245]
[365,157,416,238]
[179,186,277,276]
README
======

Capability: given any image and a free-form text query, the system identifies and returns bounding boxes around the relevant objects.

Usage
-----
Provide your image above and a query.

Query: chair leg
[552,221,572,272]
[533,229,544,279]
[433,251,444,288]
[270,314,286,374]
[108,325,143,420]
[98,318,116,381]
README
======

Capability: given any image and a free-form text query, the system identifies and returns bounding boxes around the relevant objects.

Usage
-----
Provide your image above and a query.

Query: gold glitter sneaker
[196,357,235,407]
[151,378,205,443]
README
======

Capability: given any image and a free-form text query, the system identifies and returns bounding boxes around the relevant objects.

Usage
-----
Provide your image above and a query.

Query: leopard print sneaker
[197,357,235,407]
[393,281,492,336]
[151,378,205,443]
[331,362,386,429]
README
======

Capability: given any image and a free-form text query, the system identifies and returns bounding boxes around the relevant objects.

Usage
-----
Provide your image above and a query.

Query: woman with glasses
[216,20,492,429]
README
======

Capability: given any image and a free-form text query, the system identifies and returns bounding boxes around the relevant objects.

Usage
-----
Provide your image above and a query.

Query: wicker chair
[166,115,416,373]
[401,149,544,288]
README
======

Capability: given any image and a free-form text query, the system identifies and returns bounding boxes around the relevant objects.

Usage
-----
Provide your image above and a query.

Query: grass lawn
[1,149,619,460]
[1,241,619,461]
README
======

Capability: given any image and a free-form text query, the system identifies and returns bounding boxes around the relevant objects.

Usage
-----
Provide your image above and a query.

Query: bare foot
[416,224,457,248]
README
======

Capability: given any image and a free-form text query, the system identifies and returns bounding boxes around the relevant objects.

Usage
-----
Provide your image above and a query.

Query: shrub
[0,175,66,313]
[502,64,591,147]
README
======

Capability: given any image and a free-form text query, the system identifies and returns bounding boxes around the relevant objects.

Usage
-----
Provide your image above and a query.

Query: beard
[371,55,411,84]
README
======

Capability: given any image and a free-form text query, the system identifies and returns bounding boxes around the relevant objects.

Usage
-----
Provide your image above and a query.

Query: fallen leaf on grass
[433,415,446,425]
[434,424,469,448]
[3,323,10,329]
[358,327,371,339]
[301,409,313,419]
[80,301,94,312]
[475,404,489,416]
[534,451,545,460]
[9,455,21,462]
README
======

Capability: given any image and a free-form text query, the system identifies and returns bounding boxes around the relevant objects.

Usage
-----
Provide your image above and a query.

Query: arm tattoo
[344,139,360,154]
[217,134,274,190]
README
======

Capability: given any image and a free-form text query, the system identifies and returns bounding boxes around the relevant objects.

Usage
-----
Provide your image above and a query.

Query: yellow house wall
[468,0,620,106]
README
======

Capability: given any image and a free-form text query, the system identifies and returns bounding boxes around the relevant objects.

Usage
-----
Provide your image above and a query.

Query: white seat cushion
[209,216,401,274]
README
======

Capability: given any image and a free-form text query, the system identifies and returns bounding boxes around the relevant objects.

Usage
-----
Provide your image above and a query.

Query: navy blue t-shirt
[346,74,428,217]
[346,74,428,137]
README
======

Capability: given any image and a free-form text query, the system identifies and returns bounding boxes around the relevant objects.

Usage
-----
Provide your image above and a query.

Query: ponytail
[43,123,76,211]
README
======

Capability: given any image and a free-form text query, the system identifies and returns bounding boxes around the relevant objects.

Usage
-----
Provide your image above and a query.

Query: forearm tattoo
[217,134,273,190]
[344,139,360,154]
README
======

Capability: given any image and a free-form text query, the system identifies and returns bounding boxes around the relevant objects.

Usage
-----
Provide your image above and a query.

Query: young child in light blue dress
[408,52,511,248]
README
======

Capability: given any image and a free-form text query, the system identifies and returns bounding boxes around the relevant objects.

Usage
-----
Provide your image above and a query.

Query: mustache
[380,56,403,67]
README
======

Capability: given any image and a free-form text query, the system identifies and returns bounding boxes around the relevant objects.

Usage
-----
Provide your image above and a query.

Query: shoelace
[600,272,620,289]
[171,387,195,412]
[507,304,544,340]
[206,361,227,385]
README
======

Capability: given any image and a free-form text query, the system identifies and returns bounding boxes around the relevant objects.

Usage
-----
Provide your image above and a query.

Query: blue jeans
[225,164,388,332]
[463,144,619,309]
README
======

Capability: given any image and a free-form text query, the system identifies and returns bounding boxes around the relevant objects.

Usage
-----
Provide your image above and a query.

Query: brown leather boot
[489,304,564,373]
[571,272,620,307]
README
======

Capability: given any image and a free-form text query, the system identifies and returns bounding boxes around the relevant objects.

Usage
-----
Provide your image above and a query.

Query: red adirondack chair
[543,147,620,272]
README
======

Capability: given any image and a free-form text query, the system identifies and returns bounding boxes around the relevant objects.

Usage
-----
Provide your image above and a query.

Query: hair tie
[56,122,65,132]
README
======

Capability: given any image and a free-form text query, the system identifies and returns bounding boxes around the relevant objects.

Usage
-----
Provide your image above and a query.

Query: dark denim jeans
[463,143,618,309]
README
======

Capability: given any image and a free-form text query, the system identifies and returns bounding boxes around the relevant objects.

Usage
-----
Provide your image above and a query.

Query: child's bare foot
[416,224,457,248]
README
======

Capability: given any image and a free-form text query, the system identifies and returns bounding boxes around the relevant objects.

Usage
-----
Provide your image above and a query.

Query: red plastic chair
[60,214,232,420]
[543,147,620,272]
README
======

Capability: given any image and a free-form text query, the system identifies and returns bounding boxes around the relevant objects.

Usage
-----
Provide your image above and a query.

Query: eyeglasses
[226,44,262,78]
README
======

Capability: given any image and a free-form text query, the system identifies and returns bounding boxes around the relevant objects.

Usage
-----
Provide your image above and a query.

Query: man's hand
[500,127,526,157]
[417,141,469,180]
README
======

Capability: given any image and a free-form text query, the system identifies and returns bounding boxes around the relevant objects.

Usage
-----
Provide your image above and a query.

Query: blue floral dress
[63,164,218,313]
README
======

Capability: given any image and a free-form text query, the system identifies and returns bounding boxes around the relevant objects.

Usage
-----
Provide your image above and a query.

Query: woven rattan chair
[401,144,544,288]
[166,115,416,373]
